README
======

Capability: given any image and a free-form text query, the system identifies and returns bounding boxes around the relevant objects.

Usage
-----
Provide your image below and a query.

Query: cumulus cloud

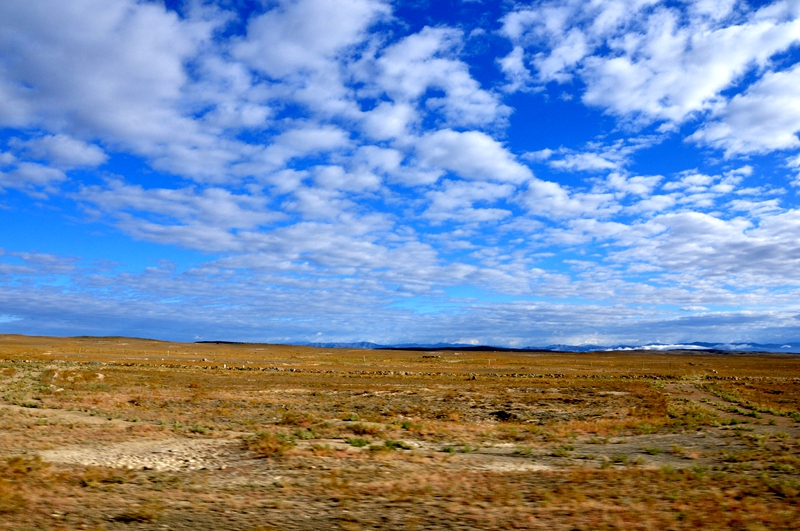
[0,0,229,178]
[524,136,662,172]
[424,180,515,223]
[607,173,663,197]
[609,209,800,286]
[3,0,800,346]
[497,46,532,93]
[416,129,533,183]
[374,26,511,128]
[359,101,417,140]
[0,162,66,196]
[75,180,284,251]
[234,0,390,78]
[500,0,800,128]
[11,134,107,169]
[256,126,352,169]
[522,179,619,220]
[690,63,800,155]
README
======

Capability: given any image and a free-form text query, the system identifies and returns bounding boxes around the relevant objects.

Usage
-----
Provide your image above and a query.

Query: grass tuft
[246,431,296,458]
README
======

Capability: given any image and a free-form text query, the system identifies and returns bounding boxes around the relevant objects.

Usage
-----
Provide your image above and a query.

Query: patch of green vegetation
[383,440,411,451]
[293,427,318,440]
[552,445,574,457]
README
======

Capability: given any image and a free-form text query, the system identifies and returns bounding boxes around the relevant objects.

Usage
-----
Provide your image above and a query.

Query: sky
[2,0,800,346]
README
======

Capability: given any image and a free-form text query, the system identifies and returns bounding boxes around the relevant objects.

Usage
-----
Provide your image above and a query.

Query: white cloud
[374,26,511,127]
[497,46,532,93]
[549,152,618,172]
[4,0,800,346]
[234,0,390,78]
[521,179,619,219]
[607,172,662,196]
[12,134,107,169]
[524,136,661,172]
[244,125,352,173]
[690,63,800,155]
[788,153,800,186]
[281,186,355,220]
[500,0,800,127]
[625,194,676,213]
[523,148,554,162]
[359,101,417,140]
[77,180,282,251]
[416,129,533,183]
[314,165,381,192]
[424,180,515,223]
[233,0,392,123]
[663,171,716,191]
[353,146,403,174]
[0,1,216,143]
[728,198,782,216]
[0,162,66,196]
[611,209,800,285]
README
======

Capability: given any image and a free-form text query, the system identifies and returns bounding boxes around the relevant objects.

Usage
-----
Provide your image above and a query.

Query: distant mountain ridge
[294,341,800,354]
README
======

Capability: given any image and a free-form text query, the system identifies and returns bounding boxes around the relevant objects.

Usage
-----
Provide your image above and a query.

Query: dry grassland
[1,334,800,529]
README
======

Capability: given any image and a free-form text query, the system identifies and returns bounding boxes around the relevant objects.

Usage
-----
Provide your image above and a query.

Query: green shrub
[294,428,317,440]
[384,440,411,451]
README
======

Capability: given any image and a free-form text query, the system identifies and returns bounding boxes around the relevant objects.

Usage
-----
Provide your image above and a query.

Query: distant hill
[294,341,382,349]
[196,339,800,354]
[295,341,800,354]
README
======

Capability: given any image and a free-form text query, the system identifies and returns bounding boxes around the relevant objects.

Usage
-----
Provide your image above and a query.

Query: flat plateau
[2,334,799,530]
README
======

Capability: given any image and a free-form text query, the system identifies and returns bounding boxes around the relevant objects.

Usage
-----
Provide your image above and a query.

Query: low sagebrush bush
[349,423,380,435]
[0,456,49,515]
[247,431,296,457]
[294,427,318,440]
[0,482,25,515]
[111,501,164,523]
[78,466,128,488]
[278,410,315,426]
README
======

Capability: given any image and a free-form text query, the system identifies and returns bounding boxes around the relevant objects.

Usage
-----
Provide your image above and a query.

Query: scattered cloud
[1,0,800,344]
[690,63,800,156]
[10,134,107,169]
[416,129,532,183]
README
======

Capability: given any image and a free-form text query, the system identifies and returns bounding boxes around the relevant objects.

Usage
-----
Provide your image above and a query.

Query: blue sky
[2,0,800,346]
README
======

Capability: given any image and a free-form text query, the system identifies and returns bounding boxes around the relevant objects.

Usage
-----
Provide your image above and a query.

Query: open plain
[1,334,800,530]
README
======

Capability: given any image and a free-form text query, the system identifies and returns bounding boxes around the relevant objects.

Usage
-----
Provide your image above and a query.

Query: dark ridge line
[195,340,248,344]
[70,335,169,342]
[377,345,556,353]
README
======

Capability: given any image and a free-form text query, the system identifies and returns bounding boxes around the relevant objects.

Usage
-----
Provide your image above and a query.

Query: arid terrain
[1,334,800,530]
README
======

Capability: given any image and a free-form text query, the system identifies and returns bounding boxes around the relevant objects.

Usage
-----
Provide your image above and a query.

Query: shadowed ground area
[1,334,800,530]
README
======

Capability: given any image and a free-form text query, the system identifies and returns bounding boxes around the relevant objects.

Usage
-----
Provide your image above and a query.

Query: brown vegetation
[1,334,799,529]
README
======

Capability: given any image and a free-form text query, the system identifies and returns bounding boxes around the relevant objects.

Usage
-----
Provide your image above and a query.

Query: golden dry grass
[1,334,800,529]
